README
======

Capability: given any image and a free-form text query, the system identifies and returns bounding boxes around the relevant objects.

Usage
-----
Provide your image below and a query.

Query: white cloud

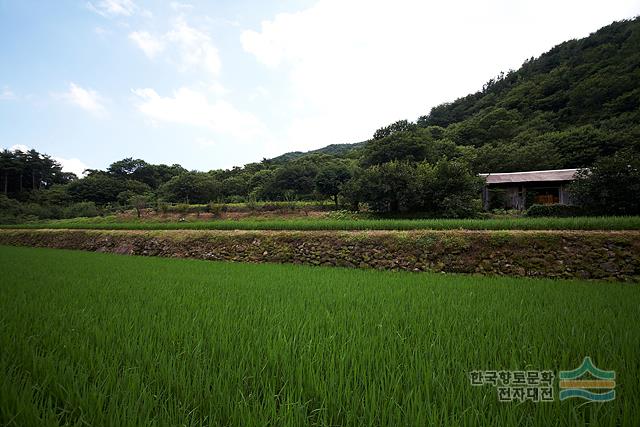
[54,157,90,177]
[170,2,194,11]
[132,87,265,139]
[248,86,269,102]
[0,86,16,100]
[241,0,640,151]
[5,144,88,177]
[129,18,221,76]
[195,137,217,147]
[166,17,221,75]
[87,0,137,17]
[58,83,108,117]
[9,144,30,152]
[94,26,111,38]
[129,31,164,58]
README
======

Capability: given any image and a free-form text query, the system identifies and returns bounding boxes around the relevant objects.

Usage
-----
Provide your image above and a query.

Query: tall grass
[0,246,638,426]
[2,215,640,231]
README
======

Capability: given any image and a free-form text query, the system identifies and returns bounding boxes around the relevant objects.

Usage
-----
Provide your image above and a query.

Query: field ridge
[1,228,638,281]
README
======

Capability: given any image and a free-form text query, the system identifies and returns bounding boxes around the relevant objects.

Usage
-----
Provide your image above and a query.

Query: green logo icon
[559,357,615,402]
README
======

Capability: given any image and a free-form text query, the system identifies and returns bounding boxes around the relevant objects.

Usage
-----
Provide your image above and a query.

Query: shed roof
[480,169,579,184]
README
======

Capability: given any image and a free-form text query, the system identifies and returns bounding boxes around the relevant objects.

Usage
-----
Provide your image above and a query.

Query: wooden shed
[480,169,578,210]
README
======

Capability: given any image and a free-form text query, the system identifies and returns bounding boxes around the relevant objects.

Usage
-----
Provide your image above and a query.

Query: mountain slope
[420,18,640,130]
[271,17,640,172]
[270,141,367,163]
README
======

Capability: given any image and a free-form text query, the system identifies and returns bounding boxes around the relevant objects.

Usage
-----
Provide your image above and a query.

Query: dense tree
[361,129,430,167]
[342,159,482,216]
[66,173,128,205]
[108,158,156,187]
[221,175,249,199]
[107,158,186,189]
[414,18,640,174]
[0,150,18,195]
[248,169,276,200]
[159,172,222,204]
[416,160,484,218]
[445,108,522,147]
[372,120,418,140]
[541,125,619,168]
[315,163,352,207]
[0,148,74,197]
[570,150,640,215]
[264,160,319,200]
[355,161,420,213]
[153,164,188,187]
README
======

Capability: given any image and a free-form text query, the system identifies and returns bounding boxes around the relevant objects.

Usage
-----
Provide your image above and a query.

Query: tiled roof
[480,169,579,184]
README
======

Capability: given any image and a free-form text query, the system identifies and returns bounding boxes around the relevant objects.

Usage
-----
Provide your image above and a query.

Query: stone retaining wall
[0,229,638,281]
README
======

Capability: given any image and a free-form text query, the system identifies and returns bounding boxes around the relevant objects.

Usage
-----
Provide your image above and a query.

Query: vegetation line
[2,216,639,231]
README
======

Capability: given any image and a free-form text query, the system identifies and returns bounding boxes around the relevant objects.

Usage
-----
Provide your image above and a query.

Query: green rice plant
[0,246,638,426]
[2,215,640,231]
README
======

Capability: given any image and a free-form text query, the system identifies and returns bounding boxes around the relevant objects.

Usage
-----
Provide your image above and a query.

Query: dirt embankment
[1,229,638,281]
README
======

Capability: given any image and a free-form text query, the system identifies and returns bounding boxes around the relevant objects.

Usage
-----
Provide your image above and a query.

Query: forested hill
[421,18,640,130]
[282,17,640,172]
[269,141,367,163]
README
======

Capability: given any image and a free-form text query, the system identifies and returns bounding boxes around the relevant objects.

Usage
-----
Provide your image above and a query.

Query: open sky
[1,0,639,176]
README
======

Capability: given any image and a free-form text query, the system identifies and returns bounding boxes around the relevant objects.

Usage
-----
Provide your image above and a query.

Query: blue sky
[1,0,639,176]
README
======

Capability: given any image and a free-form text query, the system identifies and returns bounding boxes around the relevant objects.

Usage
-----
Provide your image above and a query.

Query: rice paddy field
[2,215,640,231]
[0,245,638,426]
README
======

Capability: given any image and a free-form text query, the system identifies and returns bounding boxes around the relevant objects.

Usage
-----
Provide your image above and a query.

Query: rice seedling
[2,215,639,231]
[0,246,638,426]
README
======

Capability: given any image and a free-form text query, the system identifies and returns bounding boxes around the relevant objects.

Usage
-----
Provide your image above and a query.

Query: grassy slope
[0,246,638,426]
[2,215,640,231]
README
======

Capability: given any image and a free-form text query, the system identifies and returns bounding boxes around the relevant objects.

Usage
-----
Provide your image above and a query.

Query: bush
[208,202,226,218]
[245,195,258,212]
[21,203,52,219]
[156,201,169,215]
[570,150,640,215]
[440,196,483,219]
[175,203,192,214]
[487,188,507,210]
[0,196,66,223]
[0,195,23,221]
[64,202,100,219]
[525,204,583,217]
[226,195,245,204]
[129,194,150,218]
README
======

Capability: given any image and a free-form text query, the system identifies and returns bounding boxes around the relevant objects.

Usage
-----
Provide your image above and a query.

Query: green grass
[3,215,640,231]
[0,246,638,426]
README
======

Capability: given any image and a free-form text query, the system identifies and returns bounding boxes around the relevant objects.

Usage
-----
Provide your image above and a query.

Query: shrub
[156,201,169,215]
[525,204,583,217]
[208,202,226,218]
[0,196,66,222]
[21,203,52,219]
[570,150,640,215]
[129,195,150,218]
[0,194,22,216]
[245,195,258,212]
[64,202,100,219]
[175,203,191,215]
[488,188,507,210]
